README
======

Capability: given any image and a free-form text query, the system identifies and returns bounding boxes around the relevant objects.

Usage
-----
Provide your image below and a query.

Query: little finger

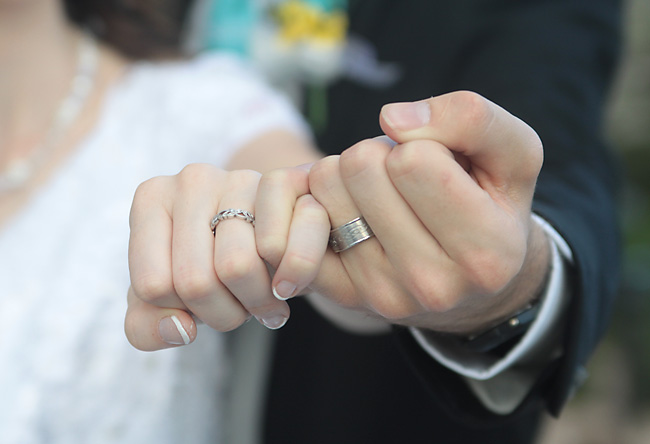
[255,165,311,268]
[271,194,330,301]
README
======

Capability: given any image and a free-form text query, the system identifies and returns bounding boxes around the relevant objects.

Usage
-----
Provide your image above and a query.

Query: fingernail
[273,281,297,301]
[258,314,289,330]
[383,101,431,131]
[159,315,191,345]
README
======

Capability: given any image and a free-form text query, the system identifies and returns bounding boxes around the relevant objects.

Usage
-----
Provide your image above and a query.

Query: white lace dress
[0,53,306,444]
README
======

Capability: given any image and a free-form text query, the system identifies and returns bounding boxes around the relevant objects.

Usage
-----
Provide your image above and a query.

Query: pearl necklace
[0,33,99,193]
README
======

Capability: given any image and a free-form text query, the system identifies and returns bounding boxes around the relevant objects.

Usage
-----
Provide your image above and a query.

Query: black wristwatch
[459,301,542,353]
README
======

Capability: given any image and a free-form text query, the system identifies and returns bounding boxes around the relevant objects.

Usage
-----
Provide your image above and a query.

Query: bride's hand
[125,163,329,351]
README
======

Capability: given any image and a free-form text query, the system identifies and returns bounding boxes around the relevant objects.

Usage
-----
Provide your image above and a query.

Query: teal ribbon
[202,0,347,55]
[201,0,349,133]
[203,0,259,54]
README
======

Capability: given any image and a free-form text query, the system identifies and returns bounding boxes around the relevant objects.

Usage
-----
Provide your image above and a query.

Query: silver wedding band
[211,209,255,235]
[329,216,375,253]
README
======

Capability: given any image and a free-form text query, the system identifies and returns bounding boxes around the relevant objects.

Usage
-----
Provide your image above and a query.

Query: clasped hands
[125,92,551,351]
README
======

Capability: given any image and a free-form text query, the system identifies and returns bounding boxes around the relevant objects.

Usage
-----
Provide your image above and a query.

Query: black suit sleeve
[314,0,622,422]
[436,0,622,419]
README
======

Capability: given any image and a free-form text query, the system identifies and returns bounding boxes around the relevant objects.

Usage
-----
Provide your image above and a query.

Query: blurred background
[539,0,650,442]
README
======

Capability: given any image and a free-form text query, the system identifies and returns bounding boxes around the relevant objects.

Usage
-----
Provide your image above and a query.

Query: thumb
[379,91,543,188]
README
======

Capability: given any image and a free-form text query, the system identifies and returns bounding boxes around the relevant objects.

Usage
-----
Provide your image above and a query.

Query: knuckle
[364,282,416,321]
[461,249,521,295]
[339,139,387,177]
[258,170,286,193]
[415,285,459,314]
[308,155,340,196]
[282,250,320,275]
[256,234,286,268]
[175,165,261,194]
[131,273,174,305]
[130,177,169,223]
[174,164,225,197]
[133,176,166,200]
[295,194,328,222]
[406,270,462,314]
[173,271,216,304]
[322,289,358,310]
[369,296,414,321]
[227,168,262,188]
[177,163,217,186]
[214,250,258,286]
[386,140,432,178]
[394,139,453,170]
[295,192,319,208]
[453,91,493,128]
[259,167,296,188]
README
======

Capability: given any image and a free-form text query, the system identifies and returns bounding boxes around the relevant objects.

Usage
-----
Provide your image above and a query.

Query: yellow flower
[275,0,348,45]
[312,11,346,43]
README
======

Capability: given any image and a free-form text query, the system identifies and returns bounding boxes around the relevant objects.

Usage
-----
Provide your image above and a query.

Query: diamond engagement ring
[210,209,255,235]
[329,216,375,253]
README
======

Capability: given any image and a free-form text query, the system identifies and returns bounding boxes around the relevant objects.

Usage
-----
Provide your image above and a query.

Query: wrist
[429,216,552,336]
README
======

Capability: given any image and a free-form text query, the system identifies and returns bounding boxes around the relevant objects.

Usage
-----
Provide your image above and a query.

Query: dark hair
[63,0,194,59]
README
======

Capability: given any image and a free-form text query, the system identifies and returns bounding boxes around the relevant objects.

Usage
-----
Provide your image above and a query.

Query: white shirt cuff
[408,214,573,413]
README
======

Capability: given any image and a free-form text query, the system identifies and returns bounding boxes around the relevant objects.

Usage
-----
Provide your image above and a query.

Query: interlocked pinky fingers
[255,166,311,269]
[271,194,331,301]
